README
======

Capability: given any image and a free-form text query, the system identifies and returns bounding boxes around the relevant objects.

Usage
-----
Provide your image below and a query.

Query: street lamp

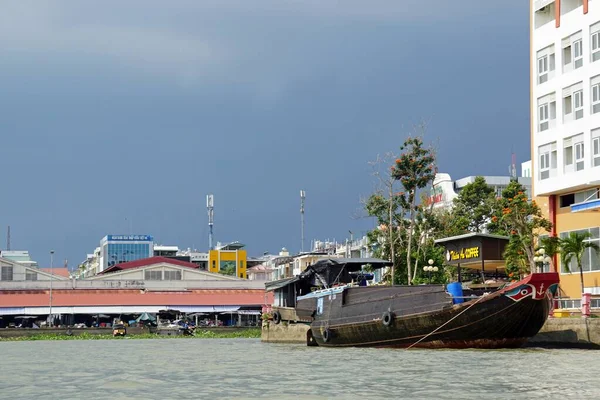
[534,248,551,273]
[424,259,439,284]
[49,250,54,327]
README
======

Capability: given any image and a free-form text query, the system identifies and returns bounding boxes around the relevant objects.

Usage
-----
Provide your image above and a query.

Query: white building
[531,0,600,299]
[522,160,533,178]
[425,173,532,211]
[532,0,600,196]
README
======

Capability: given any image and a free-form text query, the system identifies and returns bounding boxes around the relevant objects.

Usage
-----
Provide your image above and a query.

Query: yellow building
[208,242,247,279]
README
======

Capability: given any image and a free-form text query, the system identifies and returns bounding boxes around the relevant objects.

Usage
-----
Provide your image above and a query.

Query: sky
[0,1,530,268]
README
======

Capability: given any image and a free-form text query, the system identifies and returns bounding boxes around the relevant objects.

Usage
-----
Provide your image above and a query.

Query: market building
[531,0,600,299]
[0,256,270,326]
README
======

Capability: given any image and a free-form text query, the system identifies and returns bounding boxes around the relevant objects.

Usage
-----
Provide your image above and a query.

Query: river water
[0,339,599,399]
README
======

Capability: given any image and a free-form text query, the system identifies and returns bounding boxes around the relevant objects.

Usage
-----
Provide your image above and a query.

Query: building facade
[531,0,600,298]
[425,173,533,211]
[99,235,154,273]
[208,242,248,279]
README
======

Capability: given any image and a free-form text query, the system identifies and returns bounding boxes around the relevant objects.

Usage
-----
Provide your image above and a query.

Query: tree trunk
[578,257,585,298]
[389,185,395,285]
[406,192,417,285]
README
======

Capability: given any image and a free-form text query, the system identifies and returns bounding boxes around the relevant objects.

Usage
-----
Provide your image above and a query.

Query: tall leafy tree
[452,176,498,233]
[365,152,405,284]
[560,231,600,297]
[493,181,552,273]
[391,135,436,284]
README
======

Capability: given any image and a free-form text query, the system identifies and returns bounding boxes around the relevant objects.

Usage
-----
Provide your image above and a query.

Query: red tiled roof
[0,289,273,307]
[101,257,199,274]
[40,268,71,278]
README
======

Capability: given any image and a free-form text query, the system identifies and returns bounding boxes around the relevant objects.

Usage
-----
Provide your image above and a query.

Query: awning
[0,305,241,316]
[571,198,600,213]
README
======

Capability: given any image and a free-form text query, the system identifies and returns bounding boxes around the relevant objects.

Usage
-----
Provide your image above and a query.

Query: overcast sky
[0,1,529,268]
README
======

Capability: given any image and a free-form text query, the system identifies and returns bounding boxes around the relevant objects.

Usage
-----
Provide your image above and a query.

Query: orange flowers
[491,216,498,223]
[502,208,512,215]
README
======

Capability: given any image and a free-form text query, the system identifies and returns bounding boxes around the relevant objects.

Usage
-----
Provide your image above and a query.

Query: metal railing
[555,298,600,309]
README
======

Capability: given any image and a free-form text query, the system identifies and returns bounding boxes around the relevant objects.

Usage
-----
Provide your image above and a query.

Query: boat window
[317,297,324,315]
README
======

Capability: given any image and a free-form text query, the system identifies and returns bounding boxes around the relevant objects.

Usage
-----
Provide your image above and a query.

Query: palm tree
[559,232,600,298]
[539,235,561,271]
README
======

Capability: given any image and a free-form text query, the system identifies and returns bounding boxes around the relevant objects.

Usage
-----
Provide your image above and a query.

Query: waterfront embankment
[261,319,600,348]
[527,318,600,348]
[0,327,260,341]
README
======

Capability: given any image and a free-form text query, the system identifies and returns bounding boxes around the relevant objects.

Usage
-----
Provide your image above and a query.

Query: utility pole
[49,250,54,327]
[6,226,10,251]
[300,190,306,253]
[207,194,214,250]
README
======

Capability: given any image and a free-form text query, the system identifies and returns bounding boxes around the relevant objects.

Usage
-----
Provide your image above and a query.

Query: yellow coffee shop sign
[446,246,480,262]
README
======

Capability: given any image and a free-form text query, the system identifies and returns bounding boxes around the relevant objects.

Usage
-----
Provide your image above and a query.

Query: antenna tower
[207,194,214,250]
[300,190,306,253]
[510,152,517,181]
[6,226,10,251]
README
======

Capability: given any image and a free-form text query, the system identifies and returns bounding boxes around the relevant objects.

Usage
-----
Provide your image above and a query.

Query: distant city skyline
[0,1,530,268]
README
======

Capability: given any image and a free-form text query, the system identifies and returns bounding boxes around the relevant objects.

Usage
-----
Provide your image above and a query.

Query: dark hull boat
[296,272,560,349]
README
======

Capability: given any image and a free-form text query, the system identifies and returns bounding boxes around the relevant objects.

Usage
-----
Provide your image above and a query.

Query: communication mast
[300,190,306,253]
[508,151,517,182]
[207,194,214,250]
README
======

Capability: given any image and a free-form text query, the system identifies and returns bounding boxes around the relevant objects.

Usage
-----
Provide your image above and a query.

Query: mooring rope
[405,293,489,350]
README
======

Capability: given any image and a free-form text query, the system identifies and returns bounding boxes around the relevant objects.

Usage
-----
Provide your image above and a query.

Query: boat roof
[265,277,299,292]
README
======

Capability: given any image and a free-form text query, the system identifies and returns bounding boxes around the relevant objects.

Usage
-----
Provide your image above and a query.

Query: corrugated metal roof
[101,256,199,274]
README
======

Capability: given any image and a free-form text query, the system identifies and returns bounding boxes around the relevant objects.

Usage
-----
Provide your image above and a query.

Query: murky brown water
[0,339,599,399]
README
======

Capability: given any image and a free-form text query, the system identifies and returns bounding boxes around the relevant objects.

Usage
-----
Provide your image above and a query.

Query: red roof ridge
[100,256,199,274]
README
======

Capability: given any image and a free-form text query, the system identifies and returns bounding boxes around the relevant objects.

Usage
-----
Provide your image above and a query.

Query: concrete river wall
[262,318,600,348]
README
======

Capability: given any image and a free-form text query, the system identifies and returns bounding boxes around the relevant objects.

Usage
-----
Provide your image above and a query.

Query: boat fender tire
[382,311,394,327]
[323,328,332,343]
[272,311,282,325]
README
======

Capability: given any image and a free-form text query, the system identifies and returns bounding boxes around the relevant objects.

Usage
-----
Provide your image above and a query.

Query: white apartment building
[531,0,600,298]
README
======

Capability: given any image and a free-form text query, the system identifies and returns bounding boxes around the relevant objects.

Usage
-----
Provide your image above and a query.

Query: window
[540,151,550,180]
[563,84,583,122]
[560,193,575,208]
[592,23,600,62]
[144,270,162,280]
[592,82,600,114]
[164,270,181,280]
[574,189,599,203]
[1,266,13,281]
[574,90,584,119]
[574,39,583,69]
[594,136,600,167]
[565,144,574,168]
[25,271,37,281]
[575,141,585,171]
[564,134,583,174]
[564,33,583,72]
[537,46,555,84]
[538,56,548,83]
[538,94,556,132]
[559,228,600,273]
[539,103,549,131]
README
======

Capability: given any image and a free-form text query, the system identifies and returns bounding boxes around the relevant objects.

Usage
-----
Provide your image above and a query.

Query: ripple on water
[1,339,599,399]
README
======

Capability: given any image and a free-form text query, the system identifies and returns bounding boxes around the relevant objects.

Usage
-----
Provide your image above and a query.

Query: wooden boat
[291,259,559,349]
